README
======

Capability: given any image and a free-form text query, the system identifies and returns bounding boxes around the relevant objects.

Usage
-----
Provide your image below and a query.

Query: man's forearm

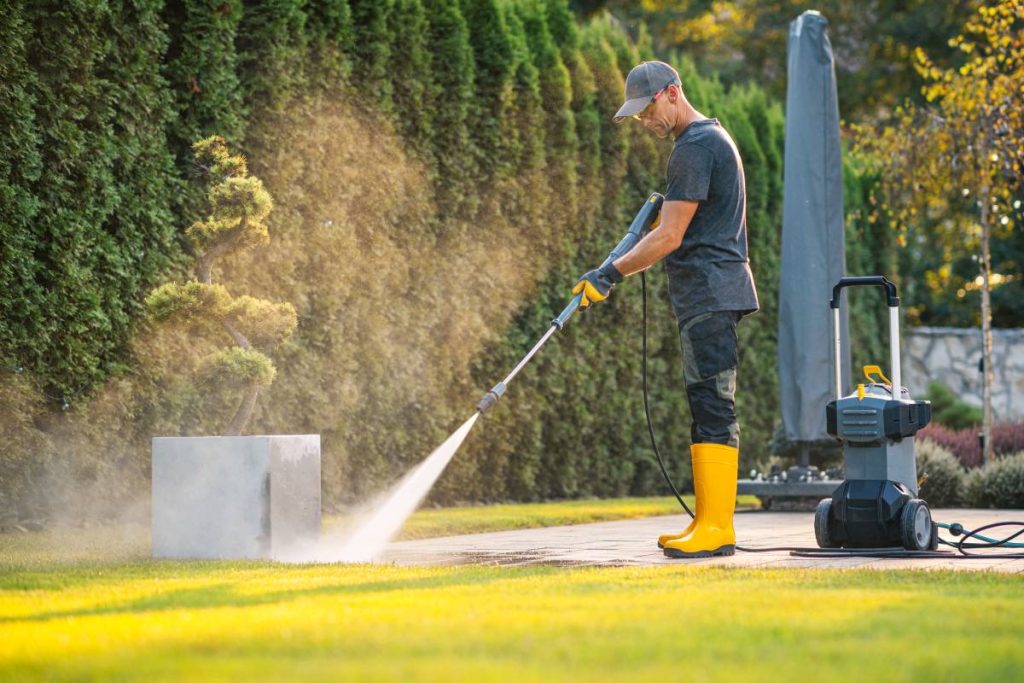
[612,225,683,277]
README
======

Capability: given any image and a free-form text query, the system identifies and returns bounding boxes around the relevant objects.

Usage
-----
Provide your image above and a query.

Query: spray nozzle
[476,382,506,414]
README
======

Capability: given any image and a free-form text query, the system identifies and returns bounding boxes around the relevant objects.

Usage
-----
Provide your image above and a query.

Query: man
[572,61,758,558]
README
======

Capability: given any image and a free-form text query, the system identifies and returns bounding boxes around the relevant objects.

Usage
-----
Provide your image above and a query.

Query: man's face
[636,85,674,138]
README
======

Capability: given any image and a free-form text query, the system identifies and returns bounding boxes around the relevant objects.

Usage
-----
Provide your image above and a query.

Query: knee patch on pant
[679,312,739,385]
[680,311,741,448]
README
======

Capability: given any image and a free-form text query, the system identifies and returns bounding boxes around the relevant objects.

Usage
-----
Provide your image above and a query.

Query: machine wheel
[760,496,773,511]
[814,498,838,548]
[900,499,934,551]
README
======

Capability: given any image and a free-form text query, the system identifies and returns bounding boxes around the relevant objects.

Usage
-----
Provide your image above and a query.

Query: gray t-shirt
[663,118,759,322]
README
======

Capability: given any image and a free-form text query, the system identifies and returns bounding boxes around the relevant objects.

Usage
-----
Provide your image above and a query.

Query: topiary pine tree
[146,136,297,435]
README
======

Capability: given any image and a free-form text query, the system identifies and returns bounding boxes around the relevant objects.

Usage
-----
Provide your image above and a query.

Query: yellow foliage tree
[853,0,1024,463]
[146,137,297,435]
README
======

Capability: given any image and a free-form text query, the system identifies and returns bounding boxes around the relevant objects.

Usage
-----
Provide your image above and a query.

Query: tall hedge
[348,0,394,114]
[305,0,354,90]
[387,0,431,157]
[422,0,477,220]
[162,0,246,166]
[0,0,890,521]
[518,0,577,235]
[0,2,42,383]
[1,0,177,399]
[236,0,308,119]
[547,0,601,229]
[461,0,518,181]
[843,156,893,372]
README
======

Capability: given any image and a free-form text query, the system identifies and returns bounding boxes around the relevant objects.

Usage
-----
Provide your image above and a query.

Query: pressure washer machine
[815,277,937,551]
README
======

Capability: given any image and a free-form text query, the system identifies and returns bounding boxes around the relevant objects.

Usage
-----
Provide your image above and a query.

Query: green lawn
[1,561,1021,682]
[1,498,1021,681]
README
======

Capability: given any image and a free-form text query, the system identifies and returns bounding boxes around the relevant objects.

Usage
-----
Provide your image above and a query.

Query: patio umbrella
[778,10,850,449]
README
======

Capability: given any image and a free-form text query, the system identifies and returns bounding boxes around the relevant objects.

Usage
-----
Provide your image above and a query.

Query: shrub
[965,452,1024,509]
[915,439,965,507]
[919,421,1024,470]
[991,421,1024,457]
[919,423,981,468]
[926,381,982,429]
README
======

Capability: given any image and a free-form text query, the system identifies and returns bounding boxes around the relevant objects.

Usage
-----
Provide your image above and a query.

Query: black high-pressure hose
[640,271,695,519]
[638,271,1024,559]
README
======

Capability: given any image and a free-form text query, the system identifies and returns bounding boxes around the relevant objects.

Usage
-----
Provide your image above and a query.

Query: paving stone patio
[382,508,1024,572]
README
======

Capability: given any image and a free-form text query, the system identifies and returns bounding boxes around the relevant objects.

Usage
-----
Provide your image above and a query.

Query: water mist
[306,413,480,563]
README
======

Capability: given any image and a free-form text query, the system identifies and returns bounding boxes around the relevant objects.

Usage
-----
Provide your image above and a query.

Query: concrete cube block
[152,435,320,560]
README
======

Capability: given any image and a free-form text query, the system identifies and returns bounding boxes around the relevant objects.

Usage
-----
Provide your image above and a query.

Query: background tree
[853,0,1024,463]
[573,0,982,121]
[146,137,297,435]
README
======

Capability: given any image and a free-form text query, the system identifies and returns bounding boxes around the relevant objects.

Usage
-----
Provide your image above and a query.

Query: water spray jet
[322,193,664,563]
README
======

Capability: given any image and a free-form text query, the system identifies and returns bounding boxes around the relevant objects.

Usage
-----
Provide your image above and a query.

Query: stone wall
[903,326,1024,420]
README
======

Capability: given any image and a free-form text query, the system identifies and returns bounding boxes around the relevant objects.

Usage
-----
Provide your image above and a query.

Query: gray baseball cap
[614,61,681,123]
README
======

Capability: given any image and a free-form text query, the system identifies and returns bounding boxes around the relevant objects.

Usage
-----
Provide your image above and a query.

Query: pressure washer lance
[475,192,665,415]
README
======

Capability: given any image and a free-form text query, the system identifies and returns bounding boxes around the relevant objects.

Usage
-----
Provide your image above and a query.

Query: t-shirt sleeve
[665,143,714,202]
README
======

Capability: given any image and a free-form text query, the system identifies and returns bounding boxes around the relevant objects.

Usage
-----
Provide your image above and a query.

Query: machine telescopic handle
[830,276,902,401]
[477,192,665,415]
[830,276,899,309]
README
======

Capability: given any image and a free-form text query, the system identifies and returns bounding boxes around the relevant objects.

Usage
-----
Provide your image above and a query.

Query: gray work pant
[678,310,742,448]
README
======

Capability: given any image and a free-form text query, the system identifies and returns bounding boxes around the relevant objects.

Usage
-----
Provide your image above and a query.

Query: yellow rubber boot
[663,443,738,558]
[657,517,697,549]
[656,445,700,548]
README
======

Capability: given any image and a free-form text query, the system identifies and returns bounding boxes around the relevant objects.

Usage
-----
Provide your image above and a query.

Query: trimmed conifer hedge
[0,0,889,519]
